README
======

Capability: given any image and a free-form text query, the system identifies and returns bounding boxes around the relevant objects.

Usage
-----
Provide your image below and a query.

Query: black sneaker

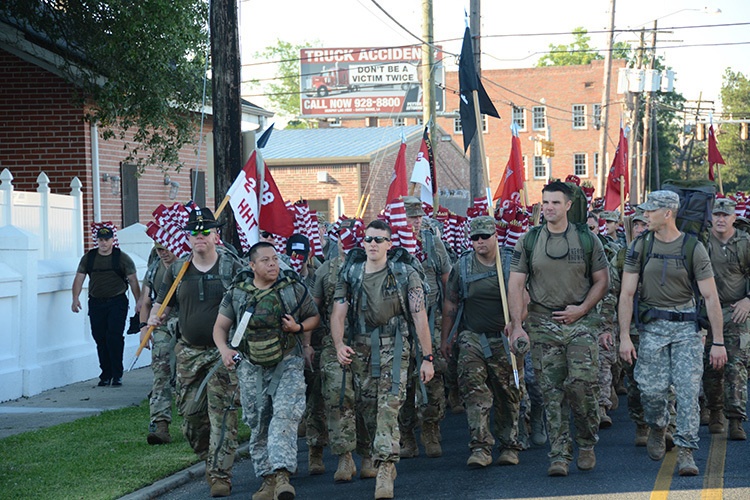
[98,379,111,387]
[111,378,122,387]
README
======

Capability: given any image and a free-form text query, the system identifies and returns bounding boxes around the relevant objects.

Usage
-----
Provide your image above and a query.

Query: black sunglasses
[363,236,391,244]
[470,233,493,241]
[188,229,211,236]
[260,231,272,238]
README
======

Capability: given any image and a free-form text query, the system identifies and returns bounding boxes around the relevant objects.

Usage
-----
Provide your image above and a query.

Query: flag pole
[471,90,519,389]
[619,175,625,221]
[716,165,724,195]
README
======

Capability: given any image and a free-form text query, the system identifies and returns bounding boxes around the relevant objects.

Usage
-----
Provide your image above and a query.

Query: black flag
[458,27,500,152]
[256,123,274,148]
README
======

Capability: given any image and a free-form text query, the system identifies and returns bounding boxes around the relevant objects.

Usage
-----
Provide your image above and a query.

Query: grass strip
[0,400,249,500]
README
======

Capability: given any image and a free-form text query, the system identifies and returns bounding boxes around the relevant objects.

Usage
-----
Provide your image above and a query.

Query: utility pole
[597,0,616,195]
[469,0,483,201]
[641,21,657,194]
[685,92,703,179]
[628,29,645,203]
[210,0,242,245]
[421,0,438,209]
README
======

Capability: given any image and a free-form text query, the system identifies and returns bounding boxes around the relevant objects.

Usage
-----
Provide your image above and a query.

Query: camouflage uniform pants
[598,337,618,409]
[457,330,523,453]
[635,319,703,449]
[238,353,306,477]
[527,312,600,463]
[320,336,371,456]
[304,345,329,448]
[149,320,177,424]
[175,340,238,480]
[350,336,411,463]
[703,309,750,420]
[623,334,645,425]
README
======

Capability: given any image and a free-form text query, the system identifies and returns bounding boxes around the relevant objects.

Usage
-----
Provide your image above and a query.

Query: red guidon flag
[386,139,409,205]
[604,127,629,211]
[494,124,525,207]
[708,124,725,181]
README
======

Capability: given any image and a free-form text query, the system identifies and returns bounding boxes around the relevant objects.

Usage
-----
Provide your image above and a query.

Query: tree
[3,0,209,172]
[715,68,750,191]
[536,27,631,67]
[249,39,318,129]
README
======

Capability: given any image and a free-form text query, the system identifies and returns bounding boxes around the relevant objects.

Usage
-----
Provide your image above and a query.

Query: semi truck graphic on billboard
[300,46,444,117]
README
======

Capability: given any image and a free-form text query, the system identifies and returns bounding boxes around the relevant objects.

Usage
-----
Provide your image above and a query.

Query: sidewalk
[0,367,152,440]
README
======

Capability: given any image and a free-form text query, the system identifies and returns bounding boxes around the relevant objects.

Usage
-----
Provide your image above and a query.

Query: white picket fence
[0,168,153,402]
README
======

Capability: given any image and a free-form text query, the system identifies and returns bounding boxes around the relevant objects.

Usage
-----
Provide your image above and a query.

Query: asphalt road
[152,393,750,500]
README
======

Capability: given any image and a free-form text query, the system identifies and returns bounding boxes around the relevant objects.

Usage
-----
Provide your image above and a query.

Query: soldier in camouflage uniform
[139,242,178,444]
[214,241,319,500]
[702,198,750,440]
[331,219,435,500]
[398,197,452,459]
[313,219,377,482]
[148,208,244,498]
[619,191,726,477]
[441,215,524,468]
[508,181,610,477]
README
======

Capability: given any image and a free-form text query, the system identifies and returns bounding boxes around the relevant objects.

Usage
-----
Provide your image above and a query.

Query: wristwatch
[423,354,434,363]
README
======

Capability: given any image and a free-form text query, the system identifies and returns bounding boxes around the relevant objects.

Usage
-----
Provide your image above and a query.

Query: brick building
[262,125,470,222]
[0,18,271,245]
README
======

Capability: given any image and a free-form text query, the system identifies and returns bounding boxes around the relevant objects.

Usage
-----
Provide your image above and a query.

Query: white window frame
[394,117,406,127]
[574,153,588,177]
[453,109,488,134]
[512,107,526,131]
[593,104,602,129]
[533,156,546,179]
[329,117,341,128]
[532,106,546,131]
[572,104,586,129]
[522,155,528,181]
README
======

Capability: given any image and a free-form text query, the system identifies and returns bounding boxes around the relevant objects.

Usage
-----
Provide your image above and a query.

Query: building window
[533,156,546,179]
[512,107,526,131]
[593,104,602,129]
[394,117,406,127]
[574,153,587,177]
[367,117,378,127]
[329,117,341,128]
[416,117,424,126]
[572,104,586,129]
[453,109,462,134]
[308,199,330,224]
[594,152,599,177]
[532,106,546,130]
[522,155,528,180]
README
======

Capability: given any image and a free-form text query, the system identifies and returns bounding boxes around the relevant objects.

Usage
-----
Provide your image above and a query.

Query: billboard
[299,46,445,117]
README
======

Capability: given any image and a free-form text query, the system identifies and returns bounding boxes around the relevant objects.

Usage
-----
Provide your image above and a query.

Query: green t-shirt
[445,253,505,333]
[511,224,608,310]
[334,264,422,329]
[418,230,452,303]
[311,256,343,320]
[623,233,713,309]
[708,230,749,304]
[76,249,136,299]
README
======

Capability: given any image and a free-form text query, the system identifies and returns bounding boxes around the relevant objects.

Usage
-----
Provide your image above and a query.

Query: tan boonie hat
[470,215,497,237]
[639,190,680,211]
[402,196,424,217]
[712,198,737,215]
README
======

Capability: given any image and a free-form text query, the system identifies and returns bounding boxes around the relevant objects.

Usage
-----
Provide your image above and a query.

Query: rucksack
[173,245,244,297]
[661,179,716,246]
[85,247,127,283]
[522,222,596,284]
[565,182,589,225]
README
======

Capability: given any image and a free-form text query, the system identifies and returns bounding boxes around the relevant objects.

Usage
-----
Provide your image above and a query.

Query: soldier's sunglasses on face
[261,231,272,238]
[189,229,212,236]
[364,236,391,244]
[470,233,493,241]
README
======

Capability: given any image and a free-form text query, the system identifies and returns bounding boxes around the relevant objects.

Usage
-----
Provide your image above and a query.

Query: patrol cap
[469,215,497,237]
[712,198,737,215]
[600,211,619,223]
[402,196,424,217]
[638,190,680,211]
[632,209,648,223]
[96,227,114,240]
[286,234,310,259]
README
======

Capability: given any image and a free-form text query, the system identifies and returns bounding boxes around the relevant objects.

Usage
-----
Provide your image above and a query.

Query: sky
[238,0,750,117]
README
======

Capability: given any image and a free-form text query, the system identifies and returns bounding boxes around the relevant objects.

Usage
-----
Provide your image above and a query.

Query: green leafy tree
[250,39,319,129]
[536,27,631,67]
[3,0,209,172]
[715,68,750,191]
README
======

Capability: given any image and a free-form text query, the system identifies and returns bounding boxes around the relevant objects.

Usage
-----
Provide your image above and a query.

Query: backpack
[661,179,716,246]
[522,222,596,284]
[565,182,590,225]
[173,245,244,297]
[85,247,127,283]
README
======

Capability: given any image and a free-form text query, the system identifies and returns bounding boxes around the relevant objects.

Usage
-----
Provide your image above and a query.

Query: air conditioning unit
[317,171,330,183]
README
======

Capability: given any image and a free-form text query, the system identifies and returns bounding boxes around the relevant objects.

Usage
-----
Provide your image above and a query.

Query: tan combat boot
[360,456,378,479]
[729,418,747,440]
[496,449,519,466]
[577,447,596,471]
[647,426,666,461]
[547,460,569,477]
[333,452,357,482]
[448,387,464,414]
[147,421,172,445]
[708,410,726,434]
[399,429,419,458]
[208,477,231,498]
[308,446,325,475]
[599,406,612,429]
[676,447,699,476]
[466,448,492,468]
[529,404,547,446]
[252,475,275,500]
[610,385,620,410]
[274,469,295,500]
[634,424,649,447]
[700,404,710,426]
[420,422,443,458]
[374,462,397,499]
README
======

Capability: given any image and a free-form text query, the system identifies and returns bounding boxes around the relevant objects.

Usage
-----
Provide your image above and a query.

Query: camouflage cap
[713,198,737,215]
[470,215,497,237]
[600,211,620,222]
[638,190,679,211]
[632,208,648,223]
[402,196,424,217]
